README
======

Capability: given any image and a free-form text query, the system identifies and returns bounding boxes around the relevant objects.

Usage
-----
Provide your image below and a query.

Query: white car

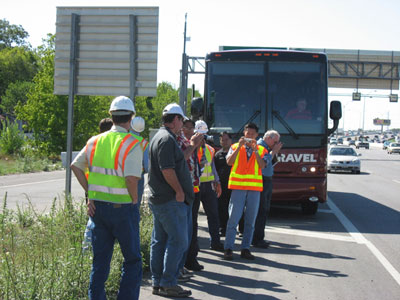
[327,146,361,174]
[387,143,400,154]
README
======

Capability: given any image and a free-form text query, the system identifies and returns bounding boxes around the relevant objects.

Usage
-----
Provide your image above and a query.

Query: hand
[176,190,185,203]
[214,182,222,198]
[250,139,257,150]
[87,200,96,217]
[190,132,203,148]
[273,142,283,153]
[238,136,246,147]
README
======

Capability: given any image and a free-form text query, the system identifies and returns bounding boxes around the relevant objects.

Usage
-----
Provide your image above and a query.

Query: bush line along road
[1,145,399,299]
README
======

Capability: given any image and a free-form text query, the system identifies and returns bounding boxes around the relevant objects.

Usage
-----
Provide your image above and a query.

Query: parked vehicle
[327,146,361,174]
[387,143,400,154]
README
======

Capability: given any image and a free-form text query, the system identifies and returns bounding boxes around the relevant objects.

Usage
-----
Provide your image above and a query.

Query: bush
[0,195,153,299]
[0,120,25,155]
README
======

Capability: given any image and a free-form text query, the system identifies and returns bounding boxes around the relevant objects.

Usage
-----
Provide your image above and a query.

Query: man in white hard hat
[148,103,193,297]
[130,116,149,207]
[192,120,223,253]
[71,95,143,300]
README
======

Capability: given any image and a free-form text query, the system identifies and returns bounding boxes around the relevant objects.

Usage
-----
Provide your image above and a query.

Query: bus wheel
[301,201,318,215]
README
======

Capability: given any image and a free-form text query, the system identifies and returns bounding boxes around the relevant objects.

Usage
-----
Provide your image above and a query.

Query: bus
[191,49,342,214]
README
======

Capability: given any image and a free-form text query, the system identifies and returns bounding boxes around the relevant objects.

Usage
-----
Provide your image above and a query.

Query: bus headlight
[310,167,316,172]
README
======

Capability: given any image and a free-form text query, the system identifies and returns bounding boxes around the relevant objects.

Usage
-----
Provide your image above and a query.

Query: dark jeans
[252,176,273,244]
[90,201,142,300]
[199,181,221,246]
[186,193,201,265]
[218,185,231,233]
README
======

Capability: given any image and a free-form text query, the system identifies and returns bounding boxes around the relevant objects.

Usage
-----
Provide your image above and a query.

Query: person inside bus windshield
[285,98,312,120]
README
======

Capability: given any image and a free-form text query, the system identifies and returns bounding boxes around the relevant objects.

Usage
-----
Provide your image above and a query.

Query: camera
[203,134,214,142]
[244,138,253,143]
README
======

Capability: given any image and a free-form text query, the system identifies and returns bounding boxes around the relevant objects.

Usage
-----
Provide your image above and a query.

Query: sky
[2,0,400,130]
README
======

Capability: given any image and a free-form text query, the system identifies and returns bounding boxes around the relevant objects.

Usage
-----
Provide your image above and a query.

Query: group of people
[71,96,283,299]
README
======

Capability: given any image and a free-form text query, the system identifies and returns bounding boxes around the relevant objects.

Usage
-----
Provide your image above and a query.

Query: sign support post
[65,13,80,195]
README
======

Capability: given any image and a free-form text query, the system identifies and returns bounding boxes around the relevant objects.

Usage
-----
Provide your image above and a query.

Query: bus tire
[301,201,318,215]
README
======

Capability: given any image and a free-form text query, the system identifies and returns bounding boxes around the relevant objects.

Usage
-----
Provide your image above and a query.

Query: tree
[0,81,34,116]
[0,46,38,98]
[0,19,29,49]
[15,35,111,154]
[135,82,180,138]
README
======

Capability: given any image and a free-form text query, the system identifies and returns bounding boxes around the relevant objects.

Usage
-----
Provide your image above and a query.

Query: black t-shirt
[214,149,231,188]
[148,127,194,205]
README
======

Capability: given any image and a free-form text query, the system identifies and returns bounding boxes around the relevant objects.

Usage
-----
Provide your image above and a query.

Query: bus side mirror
[191,97,204,120]
[328,100,342,136]
[330,101,342,120]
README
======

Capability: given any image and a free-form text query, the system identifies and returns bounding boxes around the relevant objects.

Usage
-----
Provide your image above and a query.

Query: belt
[93,200,124,208]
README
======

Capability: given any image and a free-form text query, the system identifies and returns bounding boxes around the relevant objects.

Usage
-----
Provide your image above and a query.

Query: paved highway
[1,147,399,299]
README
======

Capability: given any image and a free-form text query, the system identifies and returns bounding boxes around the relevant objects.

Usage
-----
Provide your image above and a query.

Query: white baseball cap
[162,103,188,120]
[109,96,135,115]
[195,120,208,134]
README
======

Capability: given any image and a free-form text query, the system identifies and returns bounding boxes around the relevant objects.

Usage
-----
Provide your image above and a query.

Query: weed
[0,194,152,299]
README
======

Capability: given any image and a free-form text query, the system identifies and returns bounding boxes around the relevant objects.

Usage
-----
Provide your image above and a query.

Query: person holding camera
[223,123,268,261]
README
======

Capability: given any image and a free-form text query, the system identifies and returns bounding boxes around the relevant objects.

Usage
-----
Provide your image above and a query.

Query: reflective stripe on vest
[85,131,142,203]
[228,143,268,191]
[198,144,215,183]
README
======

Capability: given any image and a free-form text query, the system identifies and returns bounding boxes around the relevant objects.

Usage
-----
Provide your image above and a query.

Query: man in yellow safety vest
[71,96,143,300]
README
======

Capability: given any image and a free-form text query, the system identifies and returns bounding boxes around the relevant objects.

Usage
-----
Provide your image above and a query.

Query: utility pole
[179,13,188,112]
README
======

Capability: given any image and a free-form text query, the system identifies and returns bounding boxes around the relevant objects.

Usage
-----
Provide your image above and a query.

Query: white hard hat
[131,116,145,133]
[162,103,188,120]
[195,120,208,134]
[109,96,135,115]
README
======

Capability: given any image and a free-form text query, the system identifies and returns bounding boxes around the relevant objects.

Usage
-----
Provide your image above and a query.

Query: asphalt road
[1,147,399,299]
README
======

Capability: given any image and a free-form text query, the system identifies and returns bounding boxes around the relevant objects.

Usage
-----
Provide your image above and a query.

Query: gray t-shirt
[148,126,195,205]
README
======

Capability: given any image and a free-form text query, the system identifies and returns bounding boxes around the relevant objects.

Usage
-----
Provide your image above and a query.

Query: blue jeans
[178,202,193,271]
[89,201,142,300]
[253,176,273,244]
[149,201,189,287]
[224,190,260,250]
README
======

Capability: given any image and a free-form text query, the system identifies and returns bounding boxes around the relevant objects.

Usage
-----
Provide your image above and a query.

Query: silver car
[327,146,361,174]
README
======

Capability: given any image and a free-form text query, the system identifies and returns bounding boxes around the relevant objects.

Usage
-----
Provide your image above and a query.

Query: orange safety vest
[228,143,268,192]
[197,144,215,183]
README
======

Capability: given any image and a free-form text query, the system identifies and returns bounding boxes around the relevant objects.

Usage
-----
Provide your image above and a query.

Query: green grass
[0,194,152,300]
[0,153,62,175]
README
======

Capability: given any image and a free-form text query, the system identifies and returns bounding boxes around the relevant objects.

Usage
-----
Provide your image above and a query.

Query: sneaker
[182,267,194,277]
[210,242,224,252]
[223,249,233,260]
[185,260,204,271]
[159,285,192,298]
[240,249,255,260]
[178,269,191,282]
[253,240,271,249]
[152,286,160,295]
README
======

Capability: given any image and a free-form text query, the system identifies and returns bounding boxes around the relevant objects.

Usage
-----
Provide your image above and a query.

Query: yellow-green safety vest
[198,144,215,183]
[85,131,142,203]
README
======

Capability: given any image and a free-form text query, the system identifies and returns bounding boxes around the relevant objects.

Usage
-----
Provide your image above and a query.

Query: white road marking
[393,180,400,184]
[0,179,64,189]
[328,197,400,287]
[266,226,356,243]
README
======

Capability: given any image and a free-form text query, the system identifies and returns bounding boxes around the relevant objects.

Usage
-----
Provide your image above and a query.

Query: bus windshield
[206,60,327,137]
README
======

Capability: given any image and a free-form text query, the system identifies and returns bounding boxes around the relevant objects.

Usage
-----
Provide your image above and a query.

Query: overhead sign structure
[55,6,159,98]
[373,118,391,126]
